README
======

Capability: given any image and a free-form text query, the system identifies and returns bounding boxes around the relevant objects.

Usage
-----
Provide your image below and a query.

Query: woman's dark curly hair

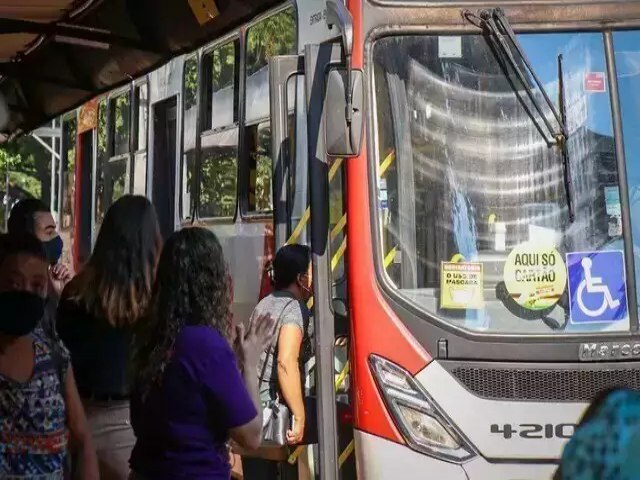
[132,227,233,398]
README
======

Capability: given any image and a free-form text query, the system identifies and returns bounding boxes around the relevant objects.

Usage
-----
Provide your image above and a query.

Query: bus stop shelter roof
[0,0,278,137]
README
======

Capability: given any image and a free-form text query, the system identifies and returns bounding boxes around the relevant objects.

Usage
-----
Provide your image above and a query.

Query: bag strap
[258,299,296,383]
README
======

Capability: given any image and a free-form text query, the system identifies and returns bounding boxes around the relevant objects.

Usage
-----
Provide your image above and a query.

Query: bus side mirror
[325,68,363,157]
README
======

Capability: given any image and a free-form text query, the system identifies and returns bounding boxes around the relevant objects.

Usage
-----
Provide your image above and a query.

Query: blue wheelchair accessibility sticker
[567,251,628,324]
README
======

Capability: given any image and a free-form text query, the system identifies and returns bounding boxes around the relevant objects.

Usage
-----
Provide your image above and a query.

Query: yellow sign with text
[503,242,566,311]
[441,262,484,309]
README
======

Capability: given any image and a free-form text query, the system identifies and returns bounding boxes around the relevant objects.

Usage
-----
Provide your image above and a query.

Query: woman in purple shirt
[130,227,274,480]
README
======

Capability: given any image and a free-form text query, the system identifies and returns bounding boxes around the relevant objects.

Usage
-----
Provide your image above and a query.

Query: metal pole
[604,31,639,327]
[305,42,341,480]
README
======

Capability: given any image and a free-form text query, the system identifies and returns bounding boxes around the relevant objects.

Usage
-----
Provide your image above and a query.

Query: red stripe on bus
[346,0,430,446]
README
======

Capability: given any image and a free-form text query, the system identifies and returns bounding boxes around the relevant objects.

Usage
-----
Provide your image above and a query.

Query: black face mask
[43,235,63,265]
[0,291,45,337]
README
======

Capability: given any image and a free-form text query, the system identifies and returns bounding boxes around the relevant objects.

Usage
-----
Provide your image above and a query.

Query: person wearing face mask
[8,198,73,338]
[0,232,98,480]
[242,244,315,479]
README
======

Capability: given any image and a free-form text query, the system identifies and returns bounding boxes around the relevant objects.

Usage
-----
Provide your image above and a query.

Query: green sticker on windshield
[503,242,567,311]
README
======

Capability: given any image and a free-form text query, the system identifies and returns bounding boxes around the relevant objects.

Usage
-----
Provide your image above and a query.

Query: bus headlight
[369,354,475,463]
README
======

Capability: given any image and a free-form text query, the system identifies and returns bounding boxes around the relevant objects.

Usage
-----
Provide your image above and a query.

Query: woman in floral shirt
[0,232,98,479]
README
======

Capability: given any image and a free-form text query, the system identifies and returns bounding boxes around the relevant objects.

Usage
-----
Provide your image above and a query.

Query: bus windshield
[372,32,640,334]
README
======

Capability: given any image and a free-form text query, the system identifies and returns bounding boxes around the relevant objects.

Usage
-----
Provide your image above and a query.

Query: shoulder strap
[258,299,296,382]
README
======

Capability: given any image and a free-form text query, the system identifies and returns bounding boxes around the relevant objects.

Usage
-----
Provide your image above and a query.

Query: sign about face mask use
[503,242,567,311]
[440,262,484,309]
[566,251,628,324]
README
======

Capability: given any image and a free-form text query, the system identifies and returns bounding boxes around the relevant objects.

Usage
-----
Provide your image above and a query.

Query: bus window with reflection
[244,8,296,214]
[615,30,640,314]
[200,129,238,218]
[245,121,272,212]
[133,83,148,195]
[95,98,108,227]
[182,56,198,219]
[207,41,237,131]
[373,33,633,334]
[95,94,129,229]
[135,83,148,152]
[111,92,131,157]
[200,40,239,219]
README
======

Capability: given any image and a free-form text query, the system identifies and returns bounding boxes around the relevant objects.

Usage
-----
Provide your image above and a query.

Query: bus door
[72,99,99,270]
[268,4,364,475]
[152,97,178,239]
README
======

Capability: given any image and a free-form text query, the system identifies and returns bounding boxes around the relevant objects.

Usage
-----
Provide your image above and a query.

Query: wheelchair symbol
[576,257,620,317]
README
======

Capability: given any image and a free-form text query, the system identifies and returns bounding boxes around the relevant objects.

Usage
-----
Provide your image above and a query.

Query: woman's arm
[64,367,99,480]
[277,324,305,444]
[229,362,264,451]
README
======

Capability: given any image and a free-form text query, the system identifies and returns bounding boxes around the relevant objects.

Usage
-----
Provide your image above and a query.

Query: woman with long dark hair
[56,195,162,480]
[130,227,274,480]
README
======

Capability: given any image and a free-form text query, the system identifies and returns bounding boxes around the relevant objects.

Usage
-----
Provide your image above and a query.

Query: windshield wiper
[557,54,575,222]
[463,7,575,222]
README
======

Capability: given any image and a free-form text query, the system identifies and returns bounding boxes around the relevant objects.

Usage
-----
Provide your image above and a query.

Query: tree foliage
[0,134,54,199]
[200,144,237,218]
[246,8,296,77]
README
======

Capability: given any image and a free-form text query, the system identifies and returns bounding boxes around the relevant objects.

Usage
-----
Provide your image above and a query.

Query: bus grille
[452,367,640,401]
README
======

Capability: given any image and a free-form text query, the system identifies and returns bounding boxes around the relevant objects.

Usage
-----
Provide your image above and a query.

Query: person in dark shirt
[8,198,73,337]
[130,227,275,480]
[56,195,162,480]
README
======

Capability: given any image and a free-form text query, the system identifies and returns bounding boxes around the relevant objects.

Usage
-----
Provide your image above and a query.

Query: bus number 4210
[490,423,576,439]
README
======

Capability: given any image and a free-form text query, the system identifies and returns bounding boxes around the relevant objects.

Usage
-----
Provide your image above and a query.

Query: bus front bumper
[355,431,558,480]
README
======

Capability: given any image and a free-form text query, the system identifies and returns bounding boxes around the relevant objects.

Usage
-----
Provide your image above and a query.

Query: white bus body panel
[355,431,559,479]
[415,361,587,460]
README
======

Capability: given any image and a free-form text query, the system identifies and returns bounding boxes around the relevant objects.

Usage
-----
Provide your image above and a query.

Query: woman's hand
[234,313,275,370]
[49,263,73,296]
[287,414,305,445]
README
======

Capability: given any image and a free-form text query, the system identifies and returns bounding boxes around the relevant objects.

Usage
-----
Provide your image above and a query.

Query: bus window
[135,83,148,152]
[244,8,296,215]
[200,40,239,219]
[245,121,272,213]
[95,92,130,229]
[373,32,633,334]
[60,116,76,265]
[181,55,198,220]
[132,82,148,195]
[615,30,640,313]
[200,129,238,218]
[111,91,131,157]
[94,98,108,228]
[205,40,237,131]
[245,8,296,124]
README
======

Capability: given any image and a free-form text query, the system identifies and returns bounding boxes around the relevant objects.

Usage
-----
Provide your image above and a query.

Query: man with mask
[8,198,73,337]
[0,232,98,479]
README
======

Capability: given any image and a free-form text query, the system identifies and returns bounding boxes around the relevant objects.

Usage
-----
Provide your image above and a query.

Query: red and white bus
[51,0,640,478]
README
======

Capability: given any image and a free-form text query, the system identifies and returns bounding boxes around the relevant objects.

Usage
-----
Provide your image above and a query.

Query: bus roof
[0,0,281,137]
